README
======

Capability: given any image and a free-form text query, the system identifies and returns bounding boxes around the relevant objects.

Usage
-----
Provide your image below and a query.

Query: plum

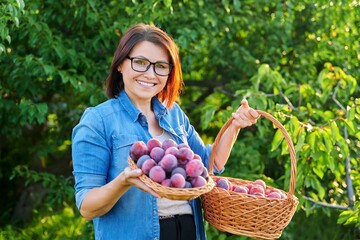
[233,185,249,194]
[216,178,230,190]
[159,154,178,173]
[170,173,186,188]
[129,141,148,161]
[177,147,194,165]
[191,176,207,187]
[162,139,177,150]
[149,166,166,183]
[147,138,162,152]
[136,154,150,168]
[141,158,156,175]
[186,160,204,178]
[150,146,165,163]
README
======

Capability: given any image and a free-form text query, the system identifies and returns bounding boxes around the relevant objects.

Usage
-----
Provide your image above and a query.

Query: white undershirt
[153,130,193,217]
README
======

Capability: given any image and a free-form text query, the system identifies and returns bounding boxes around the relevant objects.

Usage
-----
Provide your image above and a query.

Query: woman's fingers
[250,108,259,119]
[123,167,142,178]
[123,167,160,198]
[232,99,259,128]
[134,180,160,198]
[241,99,249,108]
[236,99,249,113]
[231,113,253,128]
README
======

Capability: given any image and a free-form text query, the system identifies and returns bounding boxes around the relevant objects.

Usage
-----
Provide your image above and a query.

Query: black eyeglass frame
[126,56,173,76]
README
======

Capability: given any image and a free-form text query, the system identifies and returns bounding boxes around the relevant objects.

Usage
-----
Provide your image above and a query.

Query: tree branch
[302,195,350,210]
[332,81,355,208]
[280,91,296,110]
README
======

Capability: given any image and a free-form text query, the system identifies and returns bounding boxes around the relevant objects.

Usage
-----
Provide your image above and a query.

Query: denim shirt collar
[117,90,168,122]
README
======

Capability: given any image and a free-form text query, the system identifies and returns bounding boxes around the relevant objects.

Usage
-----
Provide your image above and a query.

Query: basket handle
[208,110,297,195]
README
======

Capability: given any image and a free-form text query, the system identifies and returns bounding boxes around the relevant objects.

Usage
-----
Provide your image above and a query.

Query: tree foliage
[1,0,359,239]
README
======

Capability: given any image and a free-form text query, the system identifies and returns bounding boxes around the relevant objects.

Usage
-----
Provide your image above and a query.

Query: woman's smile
[136,79,157,87]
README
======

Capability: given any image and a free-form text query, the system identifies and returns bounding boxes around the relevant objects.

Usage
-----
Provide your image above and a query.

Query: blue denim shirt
[72,90,223,240]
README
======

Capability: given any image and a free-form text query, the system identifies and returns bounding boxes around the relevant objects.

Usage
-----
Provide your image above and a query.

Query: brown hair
[105,23,183,108]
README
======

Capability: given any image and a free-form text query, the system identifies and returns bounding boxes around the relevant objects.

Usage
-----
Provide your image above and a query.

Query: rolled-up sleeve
[72,108,111,210]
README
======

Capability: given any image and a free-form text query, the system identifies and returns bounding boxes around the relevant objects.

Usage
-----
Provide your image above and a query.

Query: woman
[72,23,259,240]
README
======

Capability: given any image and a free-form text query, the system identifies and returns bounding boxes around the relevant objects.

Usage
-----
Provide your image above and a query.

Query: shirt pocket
[112,134,140,170]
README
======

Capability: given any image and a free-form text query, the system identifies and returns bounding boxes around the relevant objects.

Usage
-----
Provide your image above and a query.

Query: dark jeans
[159,214,196,240]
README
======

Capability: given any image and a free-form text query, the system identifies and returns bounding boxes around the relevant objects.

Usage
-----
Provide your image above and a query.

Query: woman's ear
[117,66,121,72]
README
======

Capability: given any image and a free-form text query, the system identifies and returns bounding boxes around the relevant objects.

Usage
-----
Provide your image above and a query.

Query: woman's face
[119,41,170,105]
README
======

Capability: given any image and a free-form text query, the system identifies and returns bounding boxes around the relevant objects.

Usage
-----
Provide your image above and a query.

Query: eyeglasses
[126,56,173,76]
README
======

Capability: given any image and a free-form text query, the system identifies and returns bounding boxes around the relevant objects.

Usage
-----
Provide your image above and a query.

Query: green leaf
[337,210,353,224]
[42,64,55,75]
[322,110,335,121]
[312,166,324,179]
[299,84,316,98]
[327,156,336,173]
[321,127,333,150]
[304,200,312,217]
[233,0,241,9]
[248,93,267,110]
[329,121,342,141]
[53,43,65,60]
[16,0,25,10]
[270,129,284,152]
[59,70,69,84]
[258,63,270,77]
[347,106,355,121]
[344,119,355,134]
[36,103,48,124]
[337,138,350,159]
[316,139,326,152]
[295,127,305,152]
[275,104,291,112]
[355,131,360,141]
[200,105,216,129]
[337,210,358,225]
[163,0,172,7]
[342,74,357,95]
[312,178,325,199]
[6,35,11,44]
[281,137,290,155]
[322,207,331,217]
[0,43,5,54]
[289,115,299,135]
[307,131,318,150]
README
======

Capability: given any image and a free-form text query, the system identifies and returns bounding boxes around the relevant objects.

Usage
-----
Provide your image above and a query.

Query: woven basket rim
[208,110,297,195]
[128,157,215,200]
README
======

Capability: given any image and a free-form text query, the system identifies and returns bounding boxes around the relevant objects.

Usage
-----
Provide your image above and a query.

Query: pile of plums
[215,178,287,199]
[129,138,209,188]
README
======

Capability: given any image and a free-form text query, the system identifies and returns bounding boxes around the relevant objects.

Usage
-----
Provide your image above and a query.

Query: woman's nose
[143,64,156,78]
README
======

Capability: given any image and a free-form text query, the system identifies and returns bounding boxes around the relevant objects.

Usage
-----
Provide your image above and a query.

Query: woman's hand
[213,99,259,170]
[121,167,160,198]
[79,167,159,220]
[231,99,259,129]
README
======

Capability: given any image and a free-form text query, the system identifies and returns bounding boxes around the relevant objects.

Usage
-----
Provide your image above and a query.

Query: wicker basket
[128,157,215,200]
[201,110,298,240]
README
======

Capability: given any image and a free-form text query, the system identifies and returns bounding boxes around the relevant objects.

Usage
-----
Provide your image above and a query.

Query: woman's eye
[155,63,168,69]
[134,59,148,66]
